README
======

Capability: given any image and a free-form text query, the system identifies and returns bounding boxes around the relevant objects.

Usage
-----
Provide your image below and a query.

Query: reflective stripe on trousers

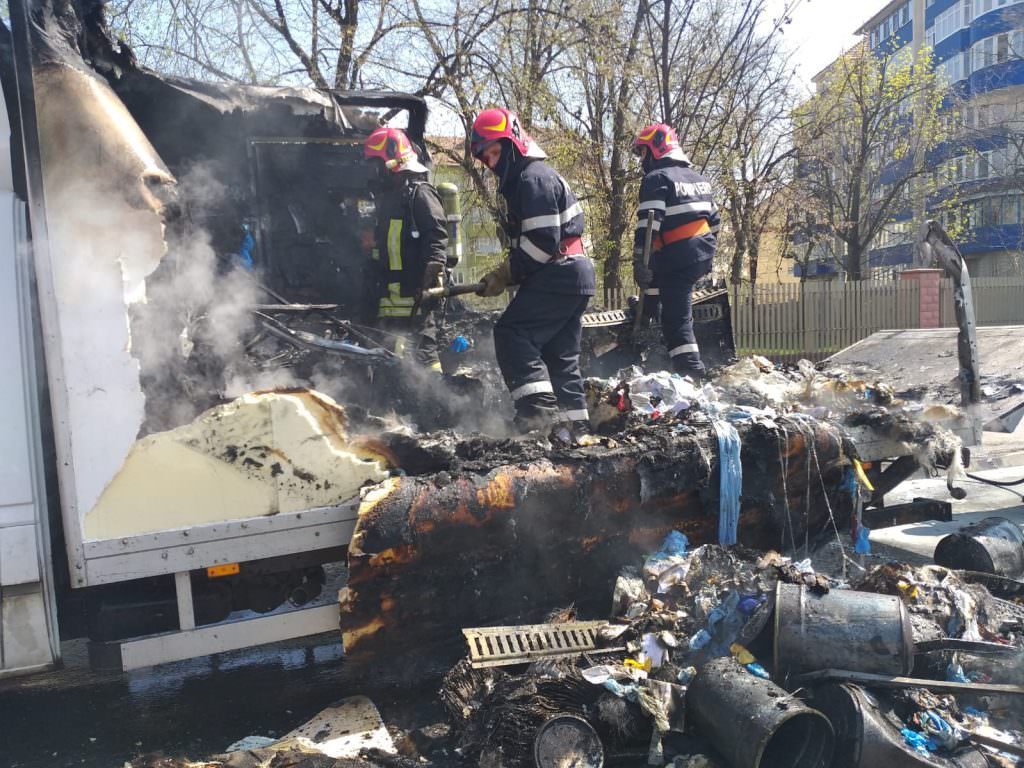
[379,281,415,318]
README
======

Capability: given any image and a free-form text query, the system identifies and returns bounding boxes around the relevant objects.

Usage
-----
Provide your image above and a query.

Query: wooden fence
[939,276,1024,328]
[729,280,922,364]
[601,275,1024,365]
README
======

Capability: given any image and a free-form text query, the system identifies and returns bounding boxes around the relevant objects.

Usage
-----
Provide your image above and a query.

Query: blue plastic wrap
[713,420,741,546]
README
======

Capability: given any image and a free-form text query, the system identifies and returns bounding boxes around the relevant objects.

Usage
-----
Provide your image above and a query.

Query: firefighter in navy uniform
[632,123,720,380]
[470,107,596,435]
[363,126,448,371]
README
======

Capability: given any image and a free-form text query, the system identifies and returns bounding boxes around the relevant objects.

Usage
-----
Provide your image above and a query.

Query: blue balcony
[958,223,1024,253]
[971,6,1020,42]
[867,242,914,267]
[933,30,971,61]
[968,58,1024,96]
[873,22,914,56]
[793,260,840,278]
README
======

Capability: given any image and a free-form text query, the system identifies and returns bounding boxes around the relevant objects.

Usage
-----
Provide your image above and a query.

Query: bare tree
[541,0,648,299]
[107,0,399,88]
[108,0,808,295]
[716,31,799,285]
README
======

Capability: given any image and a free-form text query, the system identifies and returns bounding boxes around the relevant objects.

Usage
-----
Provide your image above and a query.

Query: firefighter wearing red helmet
[363,126,448,371]
[470,107,596,436]
[632,123,719,380]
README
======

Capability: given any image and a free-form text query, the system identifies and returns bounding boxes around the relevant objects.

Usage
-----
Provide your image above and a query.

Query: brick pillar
[900,268,943,329]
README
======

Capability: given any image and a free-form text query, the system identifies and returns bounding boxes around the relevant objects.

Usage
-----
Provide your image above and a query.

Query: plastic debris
[917,710,960,751]
[688,629,712,651]
[225,736,276,752]
[629,371,703,417]
[644,531,690,578]
[946,661,969,683]
[855,525,872,555]
[793,558,815,574]
[644,535,691,594]
[450,335,470,353]
[901,728,932,755]
[642,633,669,669]
[730,643,770,679]
[737,595,763,615]
[603,678,639,701]
[677,666,697,685]
[625,657,653,673]
[235,224,255,271]
[745,662,770,680]
[581,665,616,685]
[840,466,859,497]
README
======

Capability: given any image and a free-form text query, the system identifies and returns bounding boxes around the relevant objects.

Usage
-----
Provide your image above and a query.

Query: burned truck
[0,0,978,679]
[0,0,478,673]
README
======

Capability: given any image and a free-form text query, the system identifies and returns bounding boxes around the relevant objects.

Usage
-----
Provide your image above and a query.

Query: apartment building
[806,0,1024,277]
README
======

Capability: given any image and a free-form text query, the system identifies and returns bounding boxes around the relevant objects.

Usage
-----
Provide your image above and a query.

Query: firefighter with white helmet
[632,123,719,379]
[470,107,596,435]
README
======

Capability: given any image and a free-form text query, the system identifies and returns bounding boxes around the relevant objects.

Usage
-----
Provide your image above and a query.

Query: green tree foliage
[792,43,953,279]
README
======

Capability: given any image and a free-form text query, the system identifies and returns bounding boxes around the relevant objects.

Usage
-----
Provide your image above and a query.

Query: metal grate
[582,309,628,327]
[463,621,610,668]
[693,303,724,323]
[582,288,728,329]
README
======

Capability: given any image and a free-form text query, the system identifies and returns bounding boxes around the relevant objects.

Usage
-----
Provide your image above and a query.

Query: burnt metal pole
[916,221,981,406]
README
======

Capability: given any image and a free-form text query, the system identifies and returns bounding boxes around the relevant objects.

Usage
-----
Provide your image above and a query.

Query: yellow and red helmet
[363,126,428,174]
[633,123,689,163]
[470,107,547,160]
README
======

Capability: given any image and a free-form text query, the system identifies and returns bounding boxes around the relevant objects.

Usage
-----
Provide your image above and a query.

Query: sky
[768,0,873,92]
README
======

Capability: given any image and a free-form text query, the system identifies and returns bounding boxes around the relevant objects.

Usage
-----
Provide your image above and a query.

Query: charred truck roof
[7,0,429,312]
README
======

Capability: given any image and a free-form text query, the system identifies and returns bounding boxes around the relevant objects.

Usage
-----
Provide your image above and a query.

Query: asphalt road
[0,634,448,768]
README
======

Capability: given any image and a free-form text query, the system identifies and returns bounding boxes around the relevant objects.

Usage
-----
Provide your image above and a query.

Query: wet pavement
[871,464,1024,563]
[0,634,445,767]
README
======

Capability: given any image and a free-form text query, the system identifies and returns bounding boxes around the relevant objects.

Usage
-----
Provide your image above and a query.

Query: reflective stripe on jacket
[634,160,719,274]
[500,158,595,296]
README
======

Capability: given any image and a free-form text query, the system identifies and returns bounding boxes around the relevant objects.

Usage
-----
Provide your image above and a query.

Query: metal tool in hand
[632,209,657,338]
[421,282,486,301]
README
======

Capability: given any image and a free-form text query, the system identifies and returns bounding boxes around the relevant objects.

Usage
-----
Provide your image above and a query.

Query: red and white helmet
[363,126,428,174]
[470,107,547,160]
[633,123,690,164]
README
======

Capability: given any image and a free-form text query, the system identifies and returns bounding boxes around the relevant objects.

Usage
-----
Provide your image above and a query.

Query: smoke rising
[58,152,514,440]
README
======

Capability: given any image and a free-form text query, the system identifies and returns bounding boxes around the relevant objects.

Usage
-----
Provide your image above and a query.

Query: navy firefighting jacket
[500,158,596,295]
[634,159,720,275]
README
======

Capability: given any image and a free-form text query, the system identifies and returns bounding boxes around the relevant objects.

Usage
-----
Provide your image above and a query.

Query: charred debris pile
[308,356,1019,768]
[136,539,1024,768]
[421,539,1024,768]
[337,355,970,663]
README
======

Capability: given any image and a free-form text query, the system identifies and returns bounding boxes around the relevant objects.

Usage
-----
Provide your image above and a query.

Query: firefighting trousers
[378,302,441,370]
[657,259,712,378]
[494,289,591,425]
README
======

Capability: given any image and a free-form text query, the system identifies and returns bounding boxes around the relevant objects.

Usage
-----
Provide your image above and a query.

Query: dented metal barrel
[773,583,915,681]
[687,657,834,768]
[934,517,1024,580]
[810,683,989,768]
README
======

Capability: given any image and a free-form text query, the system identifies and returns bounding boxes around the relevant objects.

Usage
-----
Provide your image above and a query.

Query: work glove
[633,259,654,290]
[417,261,444,302]
[478,260,512,297]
